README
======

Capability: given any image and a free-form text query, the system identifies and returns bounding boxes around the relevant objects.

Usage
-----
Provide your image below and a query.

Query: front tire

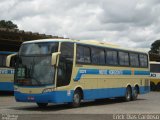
[37,103,48,108]
[124,86,132,102]
[71,90,81,107]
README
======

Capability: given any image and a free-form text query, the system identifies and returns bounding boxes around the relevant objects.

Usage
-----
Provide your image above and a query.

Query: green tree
[0,20,18,29]
[150,40,160,54]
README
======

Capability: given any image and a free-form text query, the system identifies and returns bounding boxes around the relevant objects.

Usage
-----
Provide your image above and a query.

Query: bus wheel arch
[75,87,84,100]
[71,87,83,107]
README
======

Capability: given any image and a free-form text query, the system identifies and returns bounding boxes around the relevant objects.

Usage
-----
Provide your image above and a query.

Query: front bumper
[14,91,73,103]
[0,82,14,91]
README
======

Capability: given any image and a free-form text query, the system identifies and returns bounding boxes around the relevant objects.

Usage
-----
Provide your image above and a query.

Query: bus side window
[57,42,74,87]
[119,51,129,66]
[0,54,9,67]
[150,64,160,72]
[91,47,105,65]
[130,53,139,67]
[76,45,91,64]
[106,50,118,65]
[0,55,5,67]
[139,54,148,68]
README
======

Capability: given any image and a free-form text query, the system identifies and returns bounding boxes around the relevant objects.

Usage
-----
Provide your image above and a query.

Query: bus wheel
[150,82,156,91]
[132,86,139,100]
[124,86,132,102]
[37,103,48,108]
[72,90,82,107]
[156,83,160,91]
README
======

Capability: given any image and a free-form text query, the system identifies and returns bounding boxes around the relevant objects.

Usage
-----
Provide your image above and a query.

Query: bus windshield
[150,64,160,73]
[19,42,58,55]
[15,42,58,86]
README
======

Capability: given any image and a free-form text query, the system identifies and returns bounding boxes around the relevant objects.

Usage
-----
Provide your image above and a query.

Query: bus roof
[150,61,160,64]
[23,39,148,54]
[0,51,16,55]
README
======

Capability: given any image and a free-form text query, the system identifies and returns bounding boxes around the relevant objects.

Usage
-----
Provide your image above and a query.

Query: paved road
[0,92,160,120]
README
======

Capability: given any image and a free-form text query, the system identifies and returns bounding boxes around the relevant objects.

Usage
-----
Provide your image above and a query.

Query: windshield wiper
[32,76,42,86]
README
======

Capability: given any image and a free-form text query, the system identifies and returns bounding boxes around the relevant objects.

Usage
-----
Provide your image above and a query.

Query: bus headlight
[14,86,19,92]
[42,88,54,93]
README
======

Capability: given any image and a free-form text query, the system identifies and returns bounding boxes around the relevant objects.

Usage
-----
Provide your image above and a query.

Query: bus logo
[150,73,156,77]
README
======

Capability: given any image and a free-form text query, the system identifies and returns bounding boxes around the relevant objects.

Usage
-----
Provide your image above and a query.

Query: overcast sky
[1,0,160,51]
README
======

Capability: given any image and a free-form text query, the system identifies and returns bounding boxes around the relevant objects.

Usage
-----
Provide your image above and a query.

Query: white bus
[150,61,160,91]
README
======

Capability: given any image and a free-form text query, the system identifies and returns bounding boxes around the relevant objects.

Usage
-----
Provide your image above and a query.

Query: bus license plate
[27,96,35,101]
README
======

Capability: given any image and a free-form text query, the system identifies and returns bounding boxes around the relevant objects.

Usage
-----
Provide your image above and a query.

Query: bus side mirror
[51,52,61,66]
[6,53,17,67]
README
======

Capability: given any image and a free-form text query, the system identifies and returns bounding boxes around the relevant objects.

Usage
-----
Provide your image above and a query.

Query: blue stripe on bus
[0,82,14,91]
[0,69,15,74]
[134,71,150,75]
[0,51,16,55]
[14,86,150,103]
[74,69,150,81]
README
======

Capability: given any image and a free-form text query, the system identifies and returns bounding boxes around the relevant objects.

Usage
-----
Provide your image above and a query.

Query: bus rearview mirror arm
[6,53,17,67]
[51,52,61,66]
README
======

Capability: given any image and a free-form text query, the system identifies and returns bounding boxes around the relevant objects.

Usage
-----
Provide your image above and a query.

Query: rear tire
[150,82,156,91]
[156,83,160,91]
[124,86,132,102]
[71,90,82,107]
[132,86,138,100]
[37,103,48,108]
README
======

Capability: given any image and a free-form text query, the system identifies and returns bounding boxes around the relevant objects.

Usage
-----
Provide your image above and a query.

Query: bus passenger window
[91,47,105,65]
[130,53,139,67]
[106,50,118,65]
[139,54,148,67]
[119,51,129,66]
[150,64,160,72]
[0,55,7,67]
[76,45,91,64]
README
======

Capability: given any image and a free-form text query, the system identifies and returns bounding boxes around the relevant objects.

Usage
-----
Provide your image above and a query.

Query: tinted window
[130,53,139,67]
[150,64,160,72]
[106,50,118,65]
[0,55,7,67]
[57,43,74,87]
[60,43,73,61]
[76,45,91,63]
[119,51,129,66]
[139,54,148,67]
[91,47,105,65]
